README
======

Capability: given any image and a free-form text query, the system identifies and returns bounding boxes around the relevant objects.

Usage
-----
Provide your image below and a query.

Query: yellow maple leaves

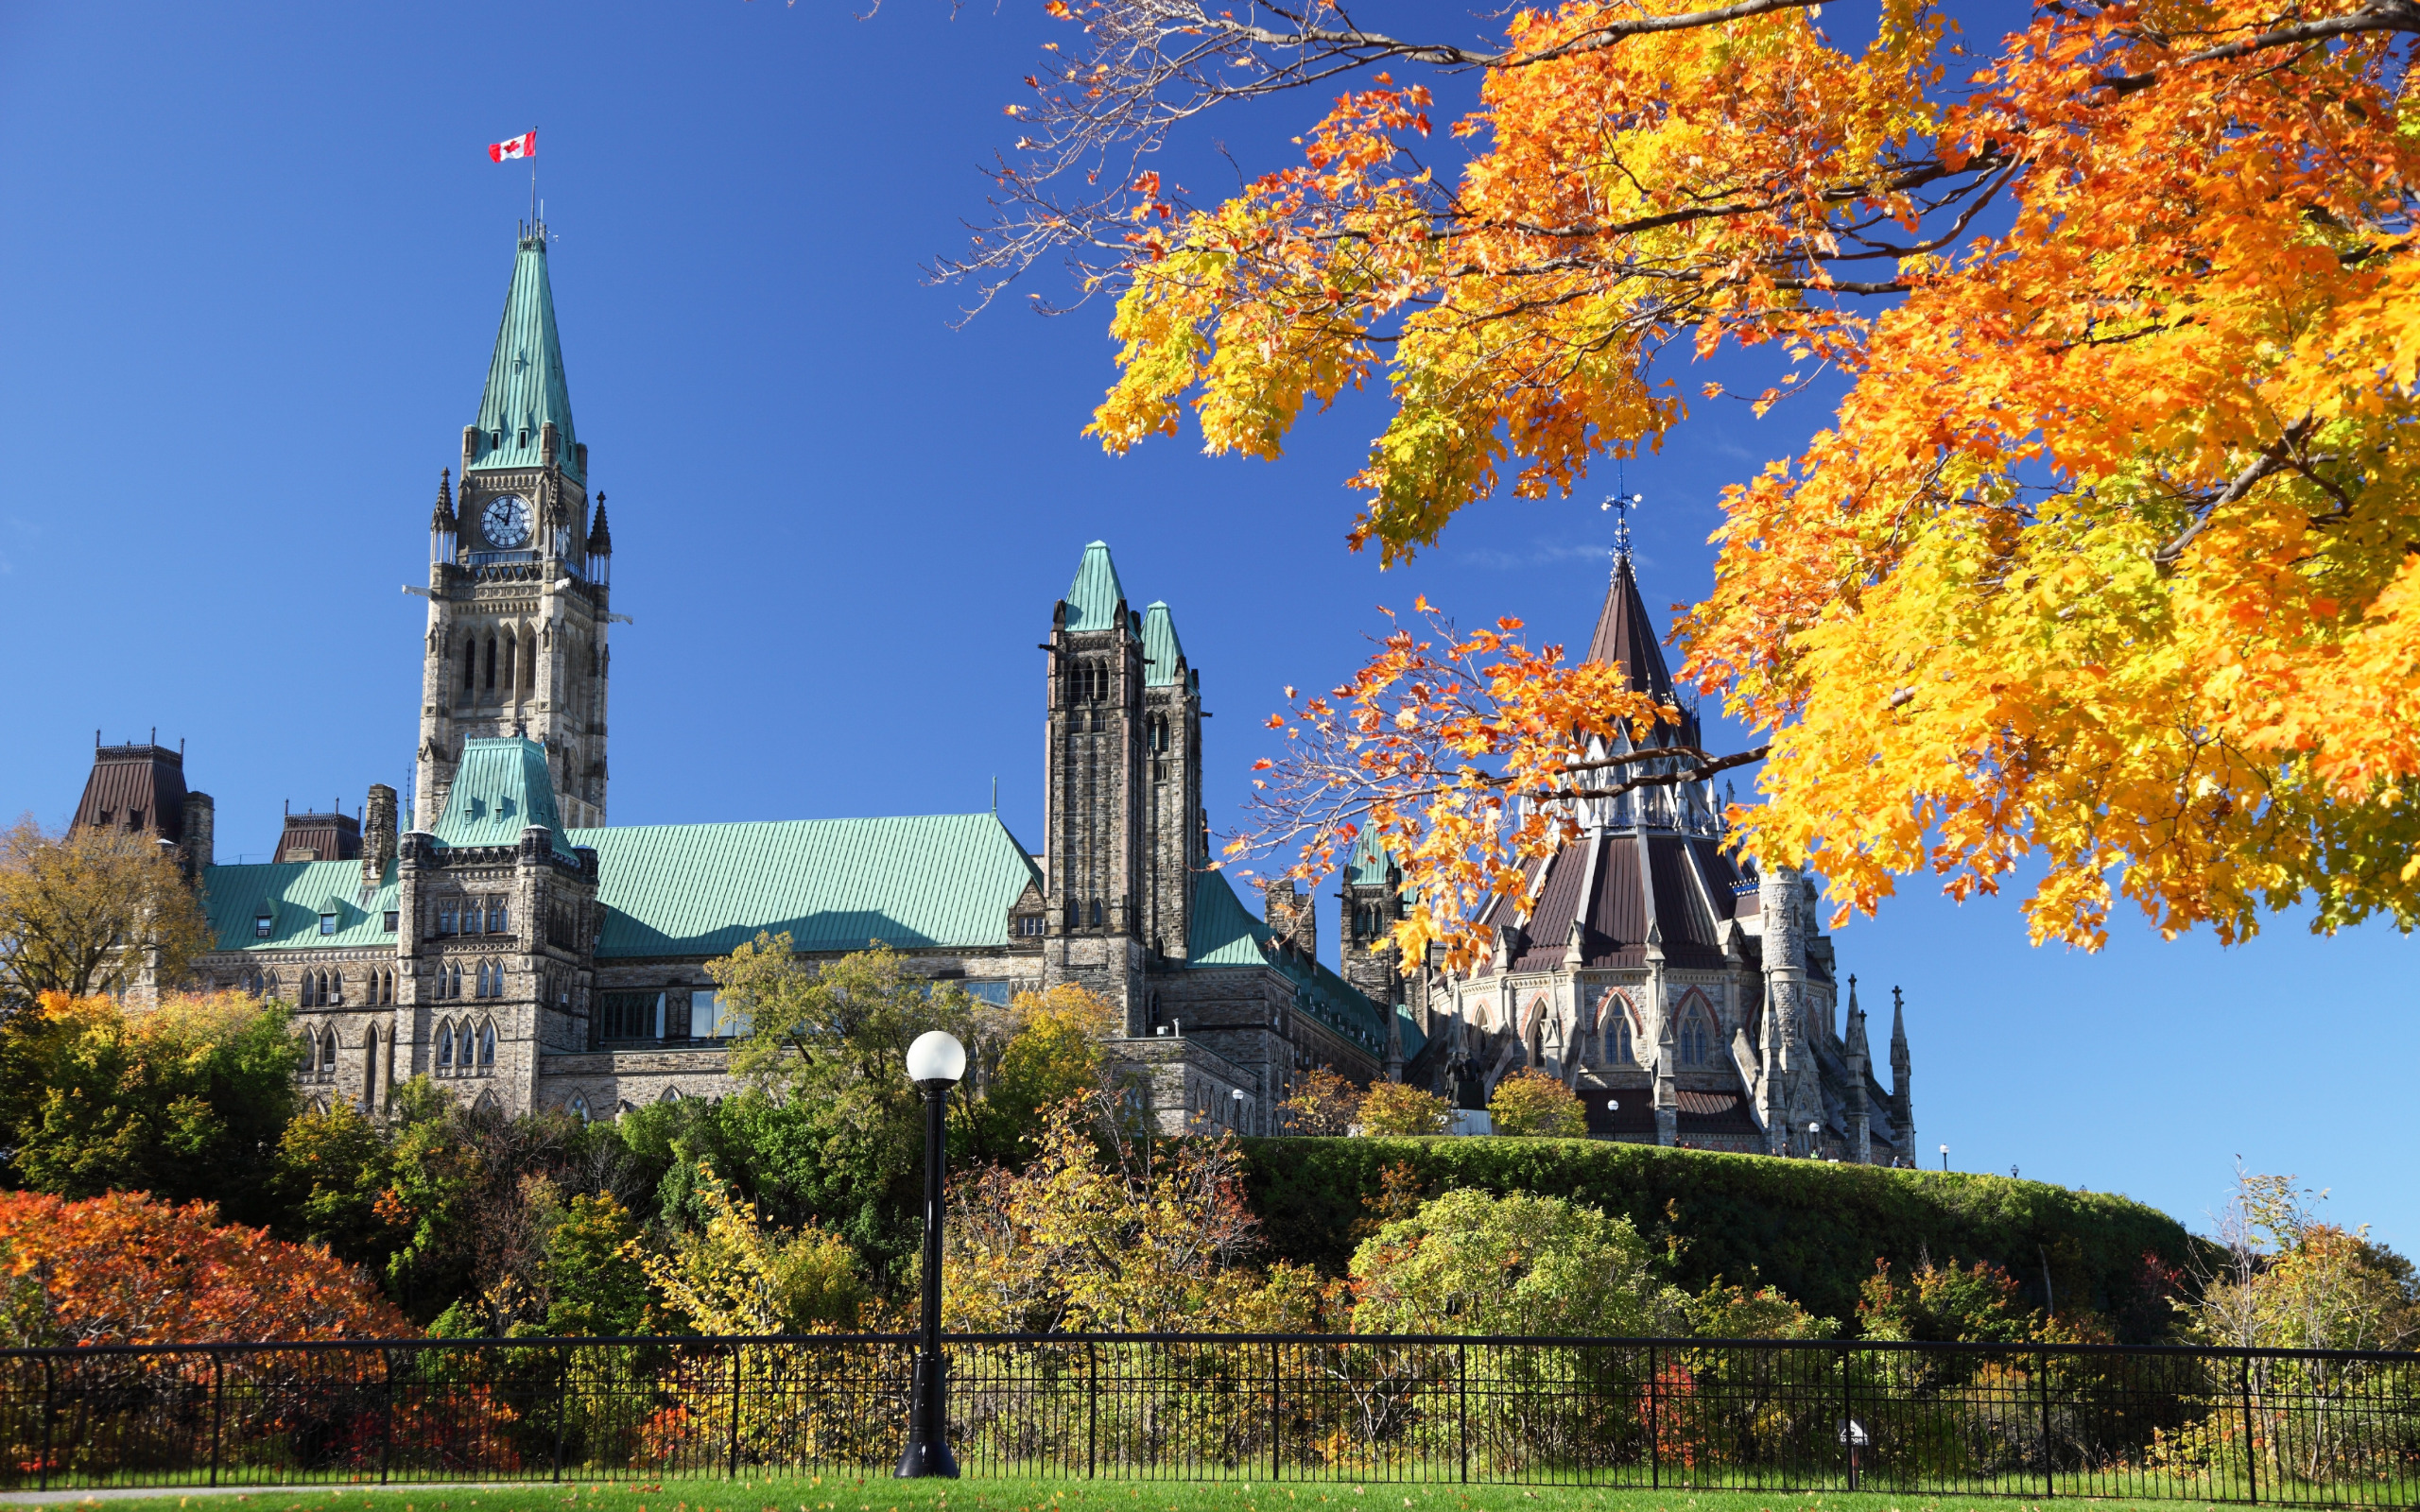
[1078,0,2420,947]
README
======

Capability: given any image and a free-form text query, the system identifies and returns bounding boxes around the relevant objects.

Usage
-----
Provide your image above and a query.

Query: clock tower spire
[415,219,612,833]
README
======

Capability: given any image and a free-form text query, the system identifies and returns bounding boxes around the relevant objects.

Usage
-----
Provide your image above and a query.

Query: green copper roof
[567,814,1042,958]
[434,737,578,859]
[1344,827,1392,887]
[1184,869,1391,1054]
[1063,541,1129,633]
[1141,602,1187,687]
[466,231,581,483]
[200,861,398,952]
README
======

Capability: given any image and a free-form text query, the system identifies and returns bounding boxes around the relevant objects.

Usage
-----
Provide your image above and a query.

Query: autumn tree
[0,816,212,1013]
[1357,1079,1455,1137]
[637,1160,869,1335]
[2192,1168,2419,1353]
[1488,1067,1589,1138]
[953,0,2420,952]
[947,1092,1329,1332]
[0,1189,411,1345]
[965,982,1128,1163]
[0,991,299,1223]
[1278,1064,1364,1135]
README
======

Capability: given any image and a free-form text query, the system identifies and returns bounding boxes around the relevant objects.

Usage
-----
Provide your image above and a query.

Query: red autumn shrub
[0,1188,414,1344]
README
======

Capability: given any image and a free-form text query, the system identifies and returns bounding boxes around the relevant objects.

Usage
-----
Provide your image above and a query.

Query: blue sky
[1,2,2411,1253]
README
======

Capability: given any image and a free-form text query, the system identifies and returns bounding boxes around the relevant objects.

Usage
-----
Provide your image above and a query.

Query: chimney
[363,784,399,885]
[1262,880,1315,959]
[183,792,215,872]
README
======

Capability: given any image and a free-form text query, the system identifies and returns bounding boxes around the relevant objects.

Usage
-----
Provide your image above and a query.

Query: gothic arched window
[478,1022,497,1068]
[462,641,476,691]
[1614,1010,1635,1065]
[437,1020,455,1069]
[457,1022,476,1068]
[501,632,516,694]
[1680,1009,1716,1067]
[329,971,344,1006]
[484,634,497,691]
[1089,900,1104,928]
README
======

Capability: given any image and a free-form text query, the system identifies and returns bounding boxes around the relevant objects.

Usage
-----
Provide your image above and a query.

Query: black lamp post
[896,1029,965,1479]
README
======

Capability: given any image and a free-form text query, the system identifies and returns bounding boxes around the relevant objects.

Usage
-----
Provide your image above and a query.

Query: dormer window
[319,911,337,936]
[383,910,400,932]
[253,904,274,939]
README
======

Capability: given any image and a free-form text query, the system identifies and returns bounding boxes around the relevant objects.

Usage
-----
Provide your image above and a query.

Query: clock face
[481,494,532,549]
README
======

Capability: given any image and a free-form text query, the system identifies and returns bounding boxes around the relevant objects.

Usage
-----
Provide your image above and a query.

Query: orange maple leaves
[1236,602,1687,971]
[0,1189,412,1346]
[1085,0,2420,947]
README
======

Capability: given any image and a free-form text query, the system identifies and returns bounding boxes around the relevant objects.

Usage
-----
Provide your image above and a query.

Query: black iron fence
[1,1334,2411,1505]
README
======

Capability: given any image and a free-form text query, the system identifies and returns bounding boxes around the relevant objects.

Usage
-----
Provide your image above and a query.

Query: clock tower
[415,220,613,833]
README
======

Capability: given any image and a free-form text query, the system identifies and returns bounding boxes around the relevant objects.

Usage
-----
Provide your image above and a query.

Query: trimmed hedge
[1238,1136,2206,1331]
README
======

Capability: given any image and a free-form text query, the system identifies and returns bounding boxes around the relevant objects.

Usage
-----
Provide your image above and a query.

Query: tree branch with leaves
[946,0,2420,948]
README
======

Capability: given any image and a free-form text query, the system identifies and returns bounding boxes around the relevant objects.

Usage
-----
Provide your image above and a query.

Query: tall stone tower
[1043,542,1149,1029]
[1138,600,1204,968]
[416,221,613,833]
[1339,828,1403,1008]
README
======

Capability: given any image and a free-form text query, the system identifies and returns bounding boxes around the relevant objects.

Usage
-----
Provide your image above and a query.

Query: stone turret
[1844,977,1872,1164]
[362,783,399,888]
[1891,985,1915,1163]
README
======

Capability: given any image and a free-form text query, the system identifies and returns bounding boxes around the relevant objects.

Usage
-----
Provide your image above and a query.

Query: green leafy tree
[0,991,297,1223]
[381,1090,629,1328]
[271,1097,399,1266]
[1487,1067,1587,1139]
[707,939,977,1286]
[1350,1188,1684,1334]
[540,1189,651,1337]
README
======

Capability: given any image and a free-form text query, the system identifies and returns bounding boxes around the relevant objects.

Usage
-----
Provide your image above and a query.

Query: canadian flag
[488,130,535,163]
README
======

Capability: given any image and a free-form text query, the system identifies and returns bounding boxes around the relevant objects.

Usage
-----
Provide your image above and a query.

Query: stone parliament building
[63,222,1916,1161]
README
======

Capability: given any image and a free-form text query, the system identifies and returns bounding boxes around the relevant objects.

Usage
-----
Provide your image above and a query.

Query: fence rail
[1,1333,2411,1505]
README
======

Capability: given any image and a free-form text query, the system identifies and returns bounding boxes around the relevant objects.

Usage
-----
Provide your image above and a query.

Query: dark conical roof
[431,469,457,532]
[1586,555,1678,702]
[587,495,612,556]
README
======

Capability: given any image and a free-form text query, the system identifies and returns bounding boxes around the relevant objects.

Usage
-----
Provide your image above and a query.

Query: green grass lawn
[0,1476,2243,1512]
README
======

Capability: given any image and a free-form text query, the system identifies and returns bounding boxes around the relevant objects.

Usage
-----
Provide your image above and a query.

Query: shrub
[0,1189,411,1344]
[1358,1080,1452,1136]
[1239,1136,2204,1330]
[1487,1067,1587,1137]
[1351,1188,1684,1335]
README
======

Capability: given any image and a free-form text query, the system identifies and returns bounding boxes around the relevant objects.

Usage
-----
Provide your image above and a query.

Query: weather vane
[1599,462,1644,565]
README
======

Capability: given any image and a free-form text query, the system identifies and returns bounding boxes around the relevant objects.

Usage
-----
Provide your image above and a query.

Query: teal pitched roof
[434,737,577,860]
[1141,602,1187,687]
[1063,541,1129,633]
[1345,827,1392,887]
[567,814,1042,958]
[466,231,581,483]
[200,861,398,952]
[1184,869,1390,1055]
